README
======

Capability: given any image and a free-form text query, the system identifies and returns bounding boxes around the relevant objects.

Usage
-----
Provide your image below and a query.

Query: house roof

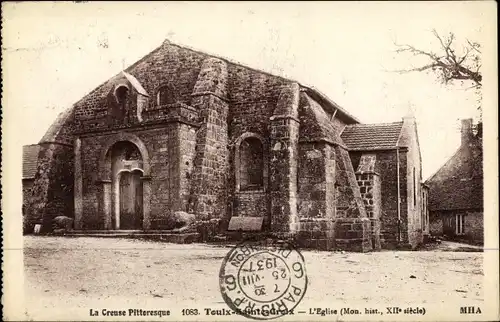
[340,121,404,151]
[23,144,40,179]
[425,139,483,211]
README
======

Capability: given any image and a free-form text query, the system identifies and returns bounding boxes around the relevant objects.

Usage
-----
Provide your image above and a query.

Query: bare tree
[394,29,482,88]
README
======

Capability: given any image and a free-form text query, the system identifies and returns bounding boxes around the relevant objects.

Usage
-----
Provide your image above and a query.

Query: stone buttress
[355,154,382,250]
[269,83,301,237]
[188,58,230,233]
[298,92,372,251]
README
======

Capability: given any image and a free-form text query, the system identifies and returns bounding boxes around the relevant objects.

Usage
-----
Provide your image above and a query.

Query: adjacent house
[24,39,426,251]
[425,119,483,244]
[341,117,427,249]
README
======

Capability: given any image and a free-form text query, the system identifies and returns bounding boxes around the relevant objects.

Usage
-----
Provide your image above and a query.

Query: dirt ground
[22,236,484,321]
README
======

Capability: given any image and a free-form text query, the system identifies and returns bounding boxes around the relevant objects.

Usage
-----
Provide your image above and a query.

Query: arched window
[156,85,174,106]
[239,137,264,190]
[114,85,129,105]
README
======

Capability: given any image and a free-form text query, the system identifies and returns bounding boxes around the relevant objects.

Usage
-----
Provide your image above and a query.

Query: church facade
[25,39,427,251]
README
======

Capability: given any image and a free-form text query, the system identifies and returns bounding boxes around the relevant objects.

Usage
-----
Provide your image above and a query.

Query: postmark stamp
[219,240,308,320]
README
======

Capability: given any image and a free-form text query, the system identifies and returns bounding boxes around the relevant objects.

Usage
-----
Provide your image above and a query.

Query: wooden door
[119,170,143,229]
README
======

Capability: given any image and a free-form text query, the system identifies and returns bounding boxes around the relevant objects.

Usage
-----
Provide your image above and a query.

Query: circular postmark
[219,240,307,320]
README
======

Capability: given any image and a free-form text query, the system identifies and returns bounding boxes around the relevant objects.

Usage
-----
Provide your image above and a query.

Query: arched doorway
[95,133,151,231]
[109,141,144,230]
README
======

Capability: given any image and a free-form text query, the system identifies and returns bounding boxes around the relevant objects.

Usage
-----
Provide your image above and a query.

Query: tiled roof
[23,144,40,179]
[341,122,403,150]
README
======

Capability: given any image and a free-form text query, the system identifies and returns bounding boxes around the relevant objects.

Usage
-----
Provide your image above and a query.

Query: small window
[114,85,129,104]
[156,86,174,106]
[413,167,416,207]
[239,137,264,190]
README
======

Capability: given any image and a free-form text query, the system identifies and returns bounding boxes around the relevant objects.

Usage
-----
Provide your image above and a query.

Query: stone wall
[384,150,408,249]
[350,149,409,249]
[26,107,75,233]
[78,126,191,229]
[188,58,230,224]
[269,83,300,234]
[74,42,205,125]
[433,210,483,244]
[226,62,292,230]
[234,191,268,218]
[400,117,424,248]
[22,179,34,232]
[429,212,443,237]
[334,146,372,252]
[296,91,370,251]
[355,154,381,250]
[464,211,483,243]
[22,179,34,208]
[296,142,336,250]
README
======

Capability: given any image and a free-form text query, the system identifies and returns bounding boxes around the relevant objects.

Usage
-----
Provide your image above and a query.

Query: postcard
[2,1,498,321]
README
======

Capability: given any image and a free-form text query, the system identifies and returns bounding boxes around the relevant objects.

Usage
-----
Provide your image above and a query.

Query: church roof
[23,144,40,179]
[341,121,404,150]
[125,39,360,124]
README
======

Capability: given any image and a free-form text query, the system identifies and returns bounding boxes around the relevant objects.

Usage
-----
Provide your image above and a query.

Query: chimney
[402,110,416,125]
[461,118,473,145]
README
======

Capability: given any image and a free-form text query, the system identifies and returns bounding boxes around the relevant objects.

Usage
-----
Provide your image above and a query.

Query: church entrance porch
[76,132,153,231]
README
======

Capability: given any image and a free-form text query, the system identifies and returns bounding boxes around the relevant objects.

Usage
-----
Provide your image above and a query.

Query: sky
[2,1,497,180]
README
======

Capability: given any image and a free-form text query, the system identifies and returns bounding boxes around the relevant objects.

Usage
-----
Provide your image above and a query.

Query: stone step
[60,231,200,244]
[68,230,186,234]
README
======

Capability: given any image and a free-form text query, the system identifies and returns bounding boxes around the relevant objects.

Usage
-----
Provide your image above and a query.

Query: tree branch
[394,30,482,87]
[467,39,482,54]
[393,63,441,74]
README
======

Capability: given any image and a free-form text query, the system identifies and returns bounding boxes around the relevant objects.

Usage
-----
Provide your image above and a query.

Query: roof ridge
[345,121,403,127]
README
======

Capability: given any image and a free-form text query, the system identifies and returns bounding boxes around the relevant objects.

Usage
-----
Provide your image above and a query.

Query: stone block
[227,217,264,231]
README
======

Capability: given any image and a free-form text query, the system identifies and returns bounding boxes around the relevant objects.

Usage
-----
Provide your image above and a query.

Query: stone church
[24,39,427,251]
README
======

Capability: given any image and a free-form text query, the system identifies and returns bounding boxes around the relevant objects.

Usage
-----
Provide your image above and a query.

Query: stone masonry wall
[429,211,443,237]
[400,117,423,249]
[464,211,483,243]
[79,126,190,229]
[349,150,407,249]
[435,210,483,244]
[226,62,292,229]
[297,142,336,250]
[73,42,205,124]
[26,107,75,233]
[235,191,268,218]
[334,146,372,252]
[188,58,230,225]
[269,83,300,234]
[355,154,381,250]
